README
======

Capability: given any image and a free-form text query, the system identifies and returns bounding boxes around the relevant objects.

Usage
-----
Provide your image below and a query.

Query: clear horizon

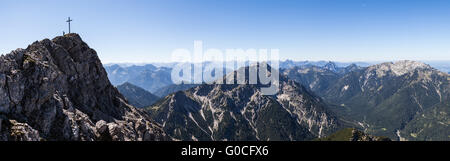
[2,0,450,63]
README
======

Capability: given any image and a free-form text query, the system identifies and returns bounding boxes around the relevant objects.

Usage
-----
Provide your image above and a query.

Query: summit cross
[66,17,73,33]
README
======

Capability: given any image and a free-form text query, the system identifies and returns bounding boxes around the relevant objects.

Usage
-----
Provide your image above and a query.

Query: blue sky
[1,0,450,63]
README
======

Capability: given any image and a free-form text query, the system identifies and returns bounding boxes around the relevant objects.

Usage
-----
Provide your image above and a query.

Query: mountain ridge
[117,82,160,108]
[146,64,343,141]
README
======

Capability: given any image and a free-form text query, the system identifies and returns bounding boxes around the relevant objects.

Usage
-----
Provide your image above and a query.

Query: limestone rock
[0,33,168,141]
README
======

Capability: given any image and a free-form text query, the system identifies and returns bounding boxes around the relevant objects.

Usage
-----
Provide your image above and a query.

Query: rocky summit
[0,33,168,141]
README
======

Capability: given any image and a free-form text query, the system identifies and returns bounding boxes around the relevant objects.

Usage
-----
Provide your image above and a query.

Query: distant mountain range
[104,62,232,94]
[105,60,450,100]
[109,60,449,141]
[105,60,450,74]
[104,64,173,93]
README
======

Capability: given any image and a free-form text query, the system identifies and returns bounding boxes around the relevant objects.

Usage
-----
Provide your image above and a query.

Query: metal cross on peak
[66,17,73,33]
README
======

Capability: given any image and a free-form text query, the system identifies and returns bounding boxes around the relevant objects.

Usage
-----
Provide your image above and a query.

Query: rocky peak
[0,33,168,141]
[368,60,433,77]
[323,61,338,72]
[221,62,281,85]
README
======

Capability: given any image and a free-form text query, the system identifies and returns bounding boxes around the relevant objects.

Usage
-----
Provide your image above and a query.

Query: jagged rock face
[0,33,167,141]
[0,118,40,141]
[146,65,341,141]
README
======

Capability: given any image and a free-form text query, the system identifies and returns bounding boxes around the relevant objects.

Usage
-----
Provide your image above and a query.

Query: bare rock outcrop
[0,33,168,141]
